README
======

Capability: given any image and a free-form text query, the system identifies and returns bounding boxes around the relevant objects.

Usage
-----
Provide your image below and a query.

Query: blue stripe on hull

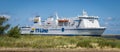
[49,28,105,30]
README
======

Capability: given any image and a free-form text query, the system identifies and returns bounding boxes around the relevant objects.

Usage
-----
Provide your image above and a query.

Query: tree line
[0,16,20,38]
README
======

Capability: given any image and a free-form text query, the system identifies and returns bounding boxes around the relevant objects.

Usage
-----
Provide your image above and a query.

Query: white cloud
[28,18,34,21]
[107,17,112,21]
[0,15,10,19]
[104,22,109,26]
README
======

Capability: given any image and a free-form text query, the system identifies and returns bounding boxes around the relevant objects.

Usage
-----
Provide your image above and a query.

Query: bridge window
[89,19,94,23]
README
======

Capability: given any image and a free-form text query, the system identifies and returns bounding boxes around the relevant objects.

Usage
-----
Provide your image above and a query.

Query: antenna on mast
[82,9,88,17]
[55,12,59,19]
[55,12,59,25]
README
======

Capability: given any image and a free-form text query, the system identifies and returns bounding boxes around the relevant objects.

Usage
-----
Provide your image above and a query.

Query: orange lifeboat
[58,19,69,22]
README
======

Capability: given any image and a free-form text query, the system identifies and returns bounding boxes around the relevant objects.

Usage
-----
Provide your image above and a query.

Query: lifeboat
[58,19,69,22]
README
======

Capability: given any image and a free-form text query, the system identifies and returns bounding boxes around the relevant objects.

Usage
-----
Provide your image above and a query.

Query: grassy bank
[0,35,120,49]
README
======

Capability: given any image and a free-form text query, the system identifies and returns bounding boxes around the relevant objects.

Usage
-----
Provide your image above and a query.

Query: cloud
[105,22,108,25]
[28,18,34,21]
[0,15,10,19]
[107,17,112,21]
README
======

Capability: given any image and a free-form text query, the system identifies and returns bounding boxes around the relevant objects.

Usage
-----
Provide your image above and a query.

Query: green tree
[7,26,21,38]
[0,16,10,35]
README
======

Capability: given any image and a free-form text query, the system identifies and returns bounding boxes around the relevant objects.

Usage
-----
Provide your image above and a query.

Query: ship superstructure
[20,10,106,36]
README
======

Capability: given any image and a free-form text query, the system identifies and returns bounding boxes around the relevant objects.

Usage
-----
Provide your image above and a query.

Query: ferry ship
[20,10,106,36]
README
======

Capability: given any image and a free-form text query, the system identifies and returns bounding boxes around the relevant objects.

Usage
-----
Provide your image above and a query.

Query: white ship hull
[21,27,106,36]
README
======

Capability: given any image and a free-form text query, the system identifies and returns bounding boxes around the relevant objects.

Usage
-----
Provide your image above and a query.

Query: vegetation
[0,35,120,49]
[0,16,21,38]
[76,39,93,48]
[7,26,21,38]
[0,16,10,34]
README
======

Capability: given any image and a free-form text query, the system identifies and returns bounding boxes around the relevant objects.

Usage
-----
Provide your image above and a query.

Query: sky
[0,0,120,34]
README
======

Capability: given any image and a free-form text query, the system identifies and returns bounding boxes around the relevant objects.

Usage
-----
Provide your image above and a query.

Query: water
[102,35,120,39]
